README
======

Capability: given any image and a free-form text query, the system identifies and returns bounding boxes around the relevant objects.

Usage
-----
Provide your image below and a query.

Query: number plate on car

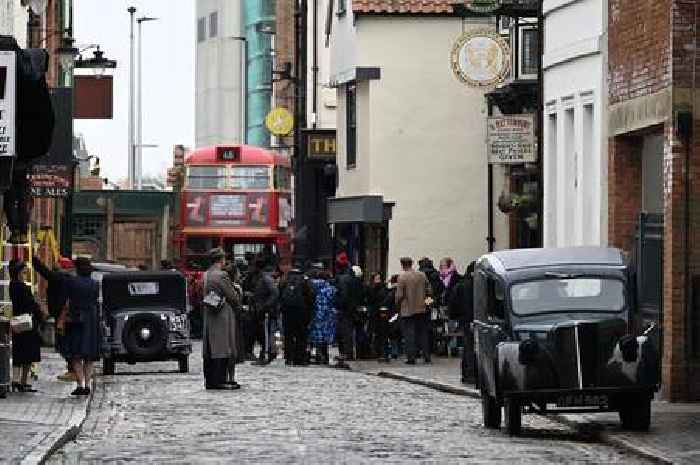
[556,394,608,408]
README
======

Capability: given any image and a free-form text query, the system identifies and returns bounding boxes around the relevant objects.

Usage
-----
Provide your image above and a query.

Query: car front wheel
[178,355,189,374]
[619,394,651,431]
[504,397,522,435]
[481,389,502,429]
[103,357,115,376]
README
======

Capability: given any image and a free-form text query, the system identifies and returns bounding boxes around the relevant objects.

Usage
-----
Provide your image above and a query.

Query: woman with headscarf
[63,257,100,396]
[9,259,46,392]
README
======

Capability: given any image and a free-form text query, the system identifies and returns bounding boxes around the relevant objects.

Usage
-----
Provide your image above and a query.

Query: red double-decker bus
[176,145,292,273]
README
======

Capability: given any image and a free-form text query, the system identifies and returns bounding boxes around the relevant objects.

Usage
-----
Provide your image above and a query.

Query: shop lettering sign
[0,51,16,160]
[465,0,501,14]
[30,165,72,198]
[306,130,336,160]
[487,114,536,164]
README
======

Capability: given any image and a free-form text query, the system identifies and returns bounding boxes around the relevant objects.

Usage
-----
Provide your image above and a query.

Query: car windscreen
[510,278,625,316]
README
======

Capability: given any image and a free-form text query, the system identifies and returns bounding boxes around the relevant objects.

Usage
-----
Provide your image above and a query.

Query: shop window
[346,83,357,169]
[197,17,206,43]
[209,12,218,38]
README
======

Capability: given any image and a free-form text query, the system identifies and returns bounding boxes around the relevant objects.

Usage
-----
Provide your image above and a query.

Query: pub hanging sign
[305,130,336,161]
[487,114,536,164]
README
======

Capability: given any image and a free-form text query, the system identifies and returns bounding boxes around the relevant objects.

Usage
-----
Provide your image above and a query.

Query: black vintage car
[473,247,658,435]
[101,271,192,375]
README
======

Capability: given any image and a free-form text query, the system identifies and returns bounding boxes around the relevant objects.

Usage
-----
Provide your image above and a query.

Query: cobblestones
[47,343,650,464]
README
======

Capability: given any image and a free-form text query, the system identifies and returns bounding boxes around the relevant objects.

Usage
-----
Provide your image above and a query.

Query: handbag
[202,273,225,313]
[10,313,33,333]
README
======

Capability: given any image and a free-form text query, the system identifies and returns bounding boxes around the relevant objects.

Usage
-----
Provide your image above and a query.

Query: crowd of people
[199,248,476,390]
[4,255,100,397]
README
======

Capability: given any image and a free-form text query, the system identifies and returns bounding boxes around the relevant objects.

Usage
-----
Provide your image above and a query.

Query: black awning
[327,195,392,224]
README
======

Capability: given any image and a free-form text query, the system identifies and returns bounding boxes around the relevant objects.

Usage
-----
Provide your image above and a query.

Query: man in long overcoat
[202,248,241,390]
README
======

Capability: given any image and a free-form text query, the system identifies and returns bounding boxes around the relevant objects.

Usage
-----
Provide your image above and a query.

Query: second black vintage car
[101,271,192,375]
[473,247,658,435]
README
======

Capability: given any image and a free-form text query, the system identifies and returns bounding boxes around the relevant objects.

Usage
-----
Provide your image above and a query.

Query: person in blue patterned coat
[308,271,337,365]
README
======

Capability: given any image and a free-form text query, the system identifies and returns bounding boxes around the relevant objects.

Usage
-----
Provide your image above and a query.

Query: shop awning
[327,195,393,224]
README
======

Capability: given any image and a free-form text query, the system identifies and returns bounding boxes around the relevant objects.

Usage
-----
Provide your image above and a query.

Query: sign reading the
[451,30,510,88]
[487,115,536,164]
[0,51,16,159]
[30,165,72,197]
[306,130,336,160]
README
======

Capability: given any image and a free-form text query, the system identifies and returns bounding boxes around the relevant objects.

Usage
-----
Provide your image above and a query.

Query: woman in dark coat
[63,257,100,396]
[9,259,46,392]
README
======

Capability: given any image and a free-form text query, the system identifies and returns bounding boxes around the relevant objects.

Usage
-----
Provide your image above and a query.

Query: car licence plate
[556,394,608,408]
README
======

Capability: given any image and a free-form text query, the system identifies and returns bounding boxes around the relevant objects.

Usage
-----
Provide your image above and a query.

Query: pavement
[44,342,647,464]
[0,349,92,465]
[349,356,700,465]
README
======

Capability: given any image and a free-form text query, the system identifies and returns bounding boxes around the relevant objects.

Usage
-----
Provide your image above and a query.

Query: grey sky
[73,0,195,183]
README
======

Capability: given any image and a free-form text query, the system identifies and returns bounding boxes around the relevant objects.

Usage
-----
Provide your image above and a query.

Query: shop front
[327,195,393,279]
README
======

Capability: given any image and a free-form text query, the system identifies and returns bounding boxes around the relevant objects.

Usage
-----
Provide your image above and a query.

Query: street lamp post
[137,16,158,190]
[128,6,136,190]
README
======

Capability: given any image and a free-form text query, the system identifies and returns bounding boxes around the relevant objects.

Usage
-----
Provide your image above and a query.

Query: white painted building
[327,2,508,276]
[195,0,244,147]
[0,0,28,47]
[543,0,608,247]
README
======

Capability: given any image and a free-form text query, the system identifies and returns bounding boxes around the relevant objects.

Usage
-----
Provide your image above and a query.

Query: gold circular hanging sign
[451,30,511,88]
[265,107,295,136]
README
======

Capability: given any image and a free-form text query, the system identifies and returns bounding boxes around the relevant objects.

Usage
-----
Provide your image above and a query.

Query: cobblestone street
[45,343,652,464]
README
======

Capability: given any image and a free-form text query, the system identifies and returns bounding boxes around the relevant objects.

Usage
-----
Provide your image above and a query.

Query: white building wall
[307,0,336,129]
[334,14,501,275]
[0,0,28,47]
[543,0,607,247]
[195,0,244,148]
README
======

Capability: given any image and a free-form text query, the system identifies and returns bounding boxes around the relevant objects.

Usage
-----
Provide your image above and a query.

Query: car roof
[486,247,626,271]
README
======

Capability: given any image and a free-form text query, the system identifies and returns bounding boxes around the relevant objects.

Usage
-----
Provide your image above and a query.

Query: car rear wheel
[178,355,189,374]
[504,397,522,435]
[481,389,502,429]
[103,357,115,375]
[619,394,651,431]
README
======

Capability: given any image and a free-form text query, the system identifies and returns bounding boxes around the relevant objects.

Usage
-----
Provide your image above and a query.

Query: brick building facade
[607,0,700,401]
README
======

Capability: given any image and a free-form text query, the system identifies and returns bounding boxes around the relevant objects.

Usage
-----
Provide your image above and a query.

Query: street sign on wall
[487,114,536,164]
[30,165,71,197]
[0,50,17,160]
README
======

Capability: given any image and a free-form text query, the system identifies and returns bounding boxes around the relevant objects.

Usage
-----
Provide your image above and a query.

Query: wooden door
[113,222,157,269]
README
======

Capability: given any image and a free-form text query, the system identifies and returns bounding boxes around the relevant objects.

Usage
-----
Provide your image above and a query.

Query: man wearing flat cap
[202,248,241,390]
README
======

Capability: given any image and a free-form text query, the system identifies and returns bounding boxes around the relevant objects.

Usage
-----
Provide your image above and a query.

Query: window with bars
[346,83,357,169]
[520,27,539,78]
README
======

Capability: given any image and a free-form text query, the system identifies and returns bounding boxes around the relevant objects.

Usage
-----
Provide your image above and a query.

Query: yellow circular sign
[265,107,295,136]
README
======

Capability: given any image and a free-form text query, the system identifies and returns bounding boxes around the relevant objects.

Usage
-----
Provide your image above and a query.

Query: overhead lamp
[56,37,79,71]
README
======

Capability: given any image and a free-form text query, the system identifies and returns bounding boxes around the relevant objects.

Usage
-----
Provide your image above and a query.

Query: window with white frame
[346,83,357,169]
[209,12,218,38]
[197,17,206,42]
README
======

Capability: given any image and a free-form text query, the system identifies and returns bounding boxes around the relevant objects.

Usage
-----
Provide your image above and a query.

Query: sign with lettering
[0,51,16,160]
[305,130,336,160]
[30,165,72,197]
[487,115,536,164]
[465,0,501,13]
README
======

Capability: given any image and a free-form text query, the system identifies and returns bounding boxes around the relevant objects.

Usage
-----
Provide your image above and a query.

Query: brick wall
[607,135,643,252]
[608,0,672,105]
